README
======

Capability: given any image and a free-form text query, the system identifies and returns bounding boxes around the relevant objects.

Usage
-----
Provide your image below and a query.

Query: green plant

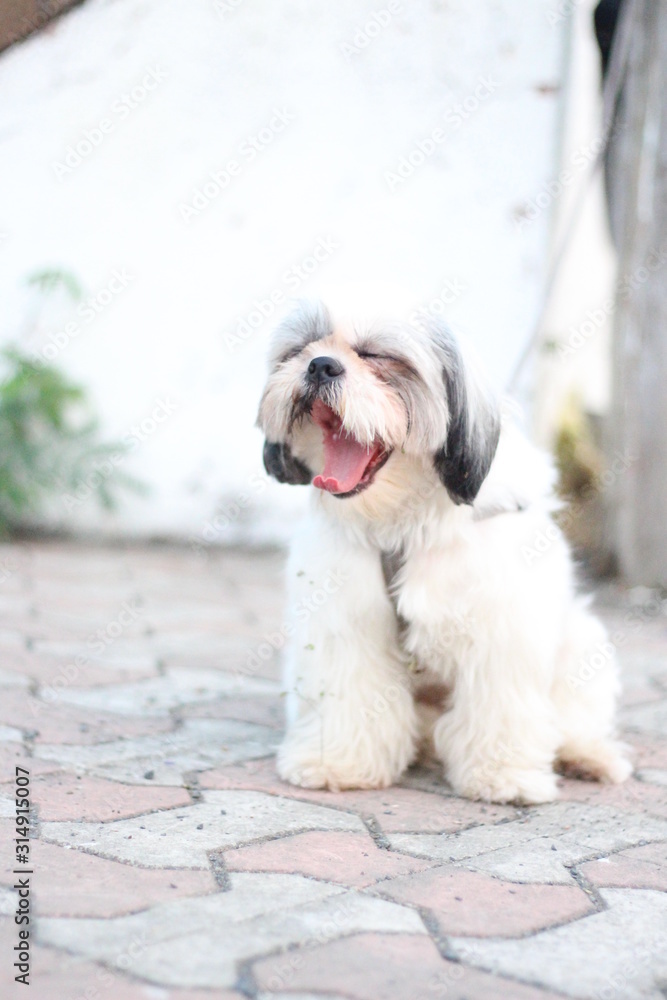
[0,270,142,534]
[554,395,603,499]
[27,267,83,301]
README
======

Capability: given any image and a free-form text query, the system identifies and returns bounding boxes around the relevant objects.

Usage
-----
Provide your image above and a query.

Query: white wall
[0,0,565,545]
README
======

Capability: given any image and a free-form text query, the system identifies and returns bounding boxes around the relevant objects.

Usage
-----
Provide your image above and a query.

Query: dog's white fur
[257,299,631,804]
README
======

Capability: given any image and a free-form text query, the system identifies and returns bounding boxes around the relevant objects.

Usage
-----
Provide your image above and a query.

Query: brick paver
[252,932,569,1000]
[224,830,436,887]
[2,839,217,917]
[578,841,667,890]
[10,771,192,822]
[374,866,595,936]
[0,541,665,999]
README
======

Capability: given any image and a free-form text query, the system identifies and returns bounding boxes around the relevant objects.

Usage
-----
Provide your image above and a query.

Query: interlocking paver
[387,801,667,882]
[0,923,162,1000]
[200,757,520,830]
[18,771,192,821]
[0,648,158,687]
[52,668,279,716]
[0,725,23,742]
[37,873,424,989]
[256,994,353,1000]
[1,840,216,917]
[41,790,369,866]
[170,992,247,1000]
[181,694,283,729]
[170,992,248,1000]
[0,739,60,777]
[0,887,16,916]
[374,866,594,936]
[634,737,667,770]
[2,916,249,999]
[558,773,667,817]
[33,717,277,784]
[0,541,665,1000]
[0,689,175,744]
[252,931,569,1000]
[450,888,667,1000]
[577,841,667,890]
[0,669,30,688]
[225,830,436,886]
[28,639,158,669]
[639,768,667,785]
[620,700,667,735]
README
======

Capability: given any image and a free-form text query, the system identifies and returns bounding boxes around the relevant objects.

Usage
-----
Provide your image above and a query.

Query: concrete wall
[0,0,566,545]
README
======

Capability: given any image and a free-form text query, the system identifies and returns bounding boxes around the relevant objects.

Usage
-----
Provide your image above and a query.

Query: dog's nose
[307,356,344,386]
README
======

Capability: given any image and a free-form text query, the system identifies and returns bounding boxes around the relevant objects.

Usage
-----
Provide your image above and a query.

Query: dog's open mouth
[309,400,391,497]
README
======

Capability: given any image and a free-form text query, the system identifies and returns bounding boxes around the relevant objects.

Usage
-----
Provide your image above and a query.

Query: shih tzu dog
[256,298,631,804]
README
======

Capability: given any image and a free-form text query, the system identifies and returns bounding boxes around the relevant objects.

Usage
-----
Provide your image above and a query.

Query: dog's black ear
[431,329,500,505]
[263,440,312,485]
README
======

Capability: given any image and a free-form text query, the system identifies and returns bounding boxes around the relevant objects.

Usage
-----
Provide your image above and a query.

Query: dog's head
[257,300,500,506]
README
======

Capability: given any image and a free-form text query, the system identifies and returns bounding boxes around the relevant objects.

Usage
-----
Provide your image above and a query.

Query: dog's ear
[263,440,312,485]
[431,326,500,505]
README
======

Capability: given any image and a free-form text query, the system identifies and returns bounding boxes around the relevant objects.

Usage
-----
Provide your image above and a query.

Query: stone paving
[0,540,666,1000]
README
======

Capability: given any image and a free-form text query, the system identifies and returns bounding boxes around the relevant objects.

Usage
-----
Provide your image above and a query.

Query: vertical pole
[608,0,667,586]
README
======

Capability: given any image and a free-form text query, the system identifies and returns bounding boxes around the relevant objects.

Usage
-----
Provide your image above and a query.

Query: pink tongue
[313,428,374,494]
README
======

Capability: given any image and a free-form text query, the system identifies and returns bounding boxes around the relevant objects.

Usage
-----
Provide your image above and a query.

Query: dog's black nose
[307,356,344,385]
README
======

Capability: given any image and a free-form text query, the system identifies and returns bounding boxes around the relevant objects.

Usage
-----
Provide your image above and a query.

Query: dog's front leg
[277,518,417,791]
[431,667,561,805]
[400,554,561,805]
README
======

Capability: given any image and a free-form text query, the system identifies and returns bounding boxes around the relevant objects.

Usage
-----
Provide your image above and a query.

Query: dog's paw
[557,740,633,784]
[277,744,394,792]
[451,766,559,805]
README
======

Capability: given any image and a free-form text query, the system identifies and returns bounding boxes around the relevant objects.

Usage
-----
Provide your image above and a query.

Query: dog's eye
[277,347,303,365]
[354,348,421,382]
[355,350,389,361]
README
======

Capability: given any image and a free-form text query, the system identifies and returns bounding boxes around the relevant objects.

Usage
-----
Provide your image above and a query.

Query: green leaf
[0,338,146,535]
[26,268,83,301]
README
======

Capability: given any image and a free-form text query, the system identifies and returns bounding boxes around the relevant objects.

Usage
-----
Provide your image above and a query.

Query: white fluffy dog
[257,299,631,804]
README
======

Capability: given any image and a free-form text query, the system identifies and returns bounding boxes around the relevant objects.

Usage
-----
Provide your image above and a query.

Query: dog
[256,298,631,804]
